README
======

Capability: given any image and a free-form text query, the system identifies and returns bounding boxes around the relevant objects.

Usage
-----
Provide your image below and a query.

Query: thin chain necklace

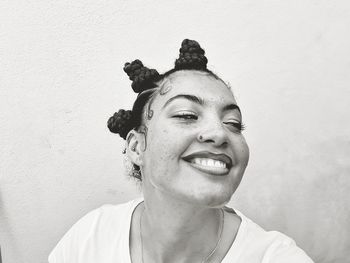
[139,206,225,263]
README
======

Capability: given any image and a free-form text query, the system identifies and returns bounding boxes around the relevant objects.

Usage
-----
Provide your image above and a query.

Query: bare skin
[127,71,249,262]
[129,197,241,263]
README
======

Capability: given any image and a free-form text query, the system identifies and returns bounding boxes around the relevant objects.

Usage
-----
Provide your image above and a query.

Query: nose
[198,117,229,147]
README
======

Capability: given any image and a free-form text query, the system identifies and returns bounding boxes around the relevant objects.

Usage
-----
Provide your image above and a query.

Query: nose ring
[198,135,203,141]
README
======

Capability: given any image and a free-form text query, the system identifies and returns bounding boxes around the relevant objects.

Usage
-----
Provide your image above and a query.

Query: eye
[173,112,198,120]
[224,121,246,132]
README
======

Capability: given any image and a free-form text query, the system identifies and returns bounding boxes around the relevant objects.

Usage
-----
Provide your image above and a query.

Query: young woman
[49,39,314,263]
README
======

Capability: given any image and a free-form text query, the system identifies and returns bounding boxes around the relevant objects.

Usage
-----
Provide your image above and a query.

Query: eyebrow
[162,94,204,109]
[162,94,241,113]
[222,103,241,114]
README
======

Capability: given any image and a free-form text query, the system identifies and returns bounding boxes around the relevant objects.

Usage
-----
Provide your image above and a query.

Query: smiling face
[139,70,249,207]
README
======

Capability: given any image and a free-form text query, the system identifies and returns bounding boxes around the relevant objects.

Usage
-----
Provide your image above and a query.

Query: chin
[182,187,235,208]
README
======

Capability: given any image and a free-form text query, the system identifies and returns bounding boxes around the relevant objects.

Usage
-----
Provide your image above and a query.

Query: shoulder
[262,239,314,263]
[48,198,141,263]
[224,207,314,262]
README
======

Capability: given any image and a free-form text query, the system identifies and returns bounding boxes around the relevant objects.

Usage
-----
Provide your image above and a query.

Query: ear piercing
[122,142,137,154]
[147,109,153,119]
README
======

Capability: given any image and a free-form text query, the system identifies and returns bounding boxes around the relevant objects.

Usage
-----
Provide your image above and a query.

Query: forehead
[154,71,237,107]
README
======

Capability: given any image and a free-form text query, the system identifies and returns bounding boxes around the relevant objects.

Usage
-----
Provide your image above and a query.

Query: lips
[182,151,233,176]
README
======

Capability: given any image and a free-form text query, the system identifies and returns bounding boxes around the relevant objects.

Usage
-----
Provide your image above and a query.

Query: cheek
[142,127,188,188]
[145,126,187,170]
[230,135,250,165]
[237,136,250,165]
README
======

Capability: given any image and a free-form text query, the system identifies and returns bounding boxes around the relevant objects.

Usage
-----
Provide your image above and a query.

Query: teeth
[192,158,226,168]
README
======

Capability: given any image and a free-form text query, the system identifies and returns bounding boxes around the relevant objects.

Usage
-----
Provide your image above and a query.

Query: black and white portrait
[0,1,349,263]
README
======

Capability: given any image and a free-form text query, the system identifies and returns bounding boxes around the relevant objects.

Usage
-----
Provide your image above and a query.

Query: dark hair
[107,39,224,180]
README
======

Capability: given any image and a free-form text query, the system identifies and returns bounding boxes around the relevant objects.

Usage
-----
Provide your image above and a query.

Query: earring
[123,154,142,180]
[131,142,137,152]
[132,166,142,180]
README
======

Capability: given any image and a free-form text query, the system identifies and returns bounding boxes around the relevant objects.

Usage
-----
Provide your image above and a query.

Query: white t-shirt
[49,198,314,263]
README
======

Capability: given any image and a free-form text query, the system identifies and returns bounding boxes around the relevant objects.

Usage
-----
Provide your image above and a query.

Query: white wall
[1,1,349,262]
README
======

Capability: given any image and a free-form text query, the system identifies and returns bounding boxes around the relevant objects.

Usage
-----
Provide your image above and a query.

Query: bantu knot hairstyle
[123,59,160,93]
[108,39,210,140]
[175,39,208,70]
[107,109,134,140]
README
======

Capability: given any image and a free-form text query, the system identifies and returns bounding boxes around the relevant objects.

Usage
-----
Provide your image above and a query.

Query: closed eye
[224,121,246,132]
[173,113,198,120]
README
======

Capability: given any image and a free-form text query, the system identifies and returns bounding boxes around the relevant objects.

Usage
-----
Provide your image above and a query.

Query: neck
[140,185,223,262]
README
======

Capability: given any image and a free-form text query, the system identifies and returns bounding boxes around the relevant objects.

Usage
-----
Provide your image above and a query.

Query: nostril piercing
[199,135,203,141]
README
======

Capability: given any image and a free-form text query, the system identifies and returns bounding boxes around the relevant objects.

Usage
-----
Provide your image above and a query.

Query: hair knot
[123,59,160,93]
[175,39,208,70]
[107,109,134,139]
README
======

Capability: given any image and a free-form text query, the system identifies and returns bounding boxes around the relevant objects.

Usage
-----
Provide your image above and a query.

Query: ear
[125,129,146,167]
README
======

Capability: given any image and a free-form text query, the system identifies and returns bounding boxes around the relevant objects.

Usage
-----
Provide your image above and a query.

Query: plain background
[1,1,349,262]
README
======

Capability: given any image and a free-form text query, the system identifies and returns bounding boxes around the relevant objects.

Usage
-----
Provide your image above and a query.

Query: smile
[182,151,233,176]
[185,158,230,176]
[191,158,227,168]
